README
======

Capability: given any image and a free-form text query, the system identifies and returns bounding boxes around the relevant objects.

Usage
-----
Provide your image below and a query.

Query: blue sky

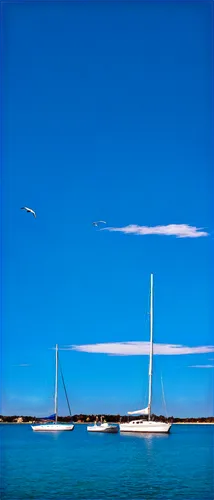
[2,1,213,418]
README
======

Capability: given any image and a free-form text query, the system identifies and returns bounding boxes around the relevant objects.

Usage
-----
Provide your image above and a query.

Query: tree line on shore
[0,414,214,423]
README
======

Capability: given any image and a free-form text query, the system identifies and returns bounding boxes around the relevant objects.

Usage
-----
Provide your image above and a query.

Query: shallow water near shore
[1,423,213,499]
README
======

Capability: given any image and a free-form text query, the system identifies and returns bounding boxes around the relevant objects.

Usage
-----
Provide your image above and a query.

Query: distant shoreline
[1,414,214,425]
[1,422,214,425]
[173,422,214,425]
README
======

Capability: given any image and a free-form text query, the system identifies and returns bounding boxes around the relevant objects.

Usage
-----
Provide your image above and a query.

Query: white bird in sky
[21,206,36,218]
[92,220,107,227]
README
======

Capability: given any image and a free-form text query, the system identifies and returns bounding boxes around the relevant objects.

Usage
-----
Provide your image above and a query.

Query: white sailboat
[119,274,172,434]
[32,344,74,432]
[87,416,118,433]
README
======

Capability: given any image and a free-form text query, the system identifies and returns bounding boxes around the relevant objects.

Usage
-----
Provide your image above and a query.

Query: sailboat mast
[148,274,154,421]
[54,344,58,423]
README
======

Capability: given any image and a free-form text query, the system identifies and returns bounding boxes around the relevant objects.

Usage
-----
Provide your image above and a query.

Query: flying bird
[21,207,36,218]
[92,221,107,227]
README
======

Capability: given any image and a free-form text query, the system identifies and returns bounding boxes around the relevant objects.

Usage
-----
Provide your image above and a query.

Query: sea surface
[1,424,213,499]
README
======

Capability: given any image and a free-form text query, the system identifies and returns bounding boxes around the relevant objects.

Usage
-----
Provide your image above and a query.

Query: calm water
[1,424,214,499]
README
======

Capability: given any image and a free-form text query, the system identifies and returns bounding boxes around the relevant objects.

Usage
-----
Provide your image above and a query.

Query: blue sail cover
[40,413,56,421]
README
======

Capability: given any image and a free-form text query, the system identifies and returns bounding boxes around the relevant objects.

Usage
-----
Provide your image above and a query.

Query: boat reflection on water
[120,432,170,439]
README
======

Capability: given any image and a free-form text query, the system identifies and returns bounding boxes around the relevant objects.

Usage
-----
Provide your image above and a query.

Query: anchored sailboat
[119,274,172,434]
[32,344,74,432]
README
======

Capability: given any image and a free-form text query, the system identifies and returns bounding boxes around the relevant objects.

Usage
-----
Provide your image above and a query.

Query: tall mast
[148,274,153,421]
[54,344,58,423]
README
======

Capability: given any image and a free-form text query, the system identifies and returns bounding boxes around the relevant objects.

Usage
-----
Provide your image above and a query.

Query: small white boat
[32,344,74,432]
[119,274,172,434]
[87,417,118,433]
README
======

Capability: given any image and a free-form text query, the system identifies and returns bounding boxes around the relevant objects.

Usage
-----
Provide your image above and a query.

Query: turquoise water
[1,424,213,499]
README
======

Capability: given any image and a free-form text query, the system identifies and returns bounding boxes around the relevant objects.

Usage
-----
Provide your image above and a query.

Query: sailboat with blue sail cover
[31,344,74,432]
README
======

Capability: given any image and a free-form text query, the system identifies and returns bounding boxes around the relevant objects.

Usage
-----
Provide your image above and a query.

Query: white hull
[31,423,74,432]
[87,423,118,433]
[119,420,171,433]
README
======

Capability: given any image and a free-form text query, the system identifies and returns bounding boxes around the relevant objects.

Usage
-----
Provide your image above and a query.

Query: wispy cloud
[61,342,214,356]
[189,365,214,369]
[13,364,31,367]
[102,224,208,238]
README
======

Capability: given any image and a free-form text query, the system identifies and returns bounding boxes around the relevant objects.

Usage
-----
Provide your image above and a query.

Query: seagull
[21,207,36,218]
[92,221,107,227]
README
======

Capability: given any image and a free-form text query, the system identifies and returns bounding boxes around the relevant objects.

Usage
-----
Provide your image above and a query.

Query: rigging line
[58,356,72,417]
[161,372,168,418]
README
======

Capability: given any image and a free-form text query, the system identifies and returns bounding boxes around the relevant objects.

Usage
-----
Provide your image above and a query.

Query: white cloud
[61,342,214,356]
[189,365,214,369]
[102,224,208,238]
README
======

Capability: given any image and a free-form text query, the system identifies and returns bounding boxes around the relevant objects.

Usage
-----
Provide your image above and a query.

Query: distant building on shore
[15,417,23,423]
